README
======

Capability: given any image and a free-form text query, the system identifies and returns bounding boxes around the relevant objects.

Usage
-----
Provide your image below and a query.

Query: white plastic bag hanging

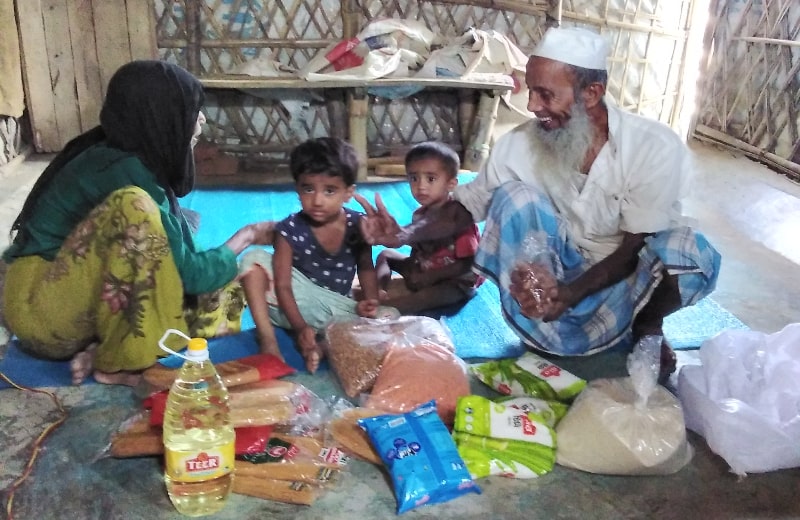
[678,323,800,476]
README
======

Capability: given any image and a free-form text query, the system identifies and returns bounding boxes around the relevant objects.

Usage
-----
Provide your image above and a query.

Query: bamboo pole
[458,89,478,149]
[348,88,369,181]
[695,124,800,177]
[561,11,685,38]
[342,0,359,39]
[185,0,202,74]
[463,92,501,171]
[732,36,800,47]
[158,38,336,49]
[423,0,551,17]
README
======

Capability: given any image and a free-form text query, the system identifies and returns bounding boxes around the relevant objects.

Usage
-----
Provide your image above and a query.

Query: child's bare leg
[352,250,407,301]
[241,266,284,361]
[376,250,406,291]
[382,281,472,315]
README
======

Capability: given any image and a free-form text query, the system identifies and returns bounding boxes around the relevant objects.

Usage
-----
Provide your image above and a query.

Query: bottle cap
[185,337,209,362]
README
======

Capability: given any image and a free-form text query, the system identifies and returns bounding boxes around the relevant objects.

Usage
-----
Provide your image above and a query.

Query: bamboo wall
[18,0,793,178]
[561,0,699,132]
[15,0,158,153]
[153,0,554,172]
[693,0,800,180]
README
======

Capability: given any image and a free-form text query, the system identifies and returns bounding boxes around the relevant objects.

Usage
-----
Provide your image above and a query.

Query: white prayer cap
[532,27,610,70]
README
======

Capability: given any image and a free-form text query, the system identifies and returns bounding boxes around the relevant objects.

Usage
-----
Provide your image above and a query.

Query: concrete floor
[1,140,799,519]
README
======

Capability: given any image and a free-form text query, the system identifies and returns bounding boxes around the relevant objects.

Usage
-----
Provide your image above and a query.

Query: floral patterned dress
[4,186,243,373]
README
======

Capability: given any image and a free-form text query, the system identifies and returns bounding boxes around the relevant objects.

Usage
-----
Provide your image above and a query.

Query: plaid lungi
[474,181,721,356]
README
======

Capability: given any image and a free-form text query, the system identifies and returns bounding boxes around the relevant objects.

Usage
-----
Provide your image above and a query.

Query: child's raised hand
[354,193,404,248]
[356,298,380,318]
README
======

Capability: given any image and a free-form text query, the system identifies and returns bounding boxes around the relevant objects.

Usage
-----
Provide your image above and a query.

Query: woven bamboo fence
[153,0,554,176]
[692,0,800,181]
[0,116,26,172]
[560,0,699,132]
[152,0,712,178]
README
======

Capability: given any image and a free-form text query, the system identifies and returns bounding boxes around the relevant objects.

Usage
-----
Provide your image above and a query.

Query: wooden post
[325,89,348,140]
[342,0,360,39]
[458,89,478,152]
[185,0,202,74]
[348,87,369,181]
[462,91,501,172]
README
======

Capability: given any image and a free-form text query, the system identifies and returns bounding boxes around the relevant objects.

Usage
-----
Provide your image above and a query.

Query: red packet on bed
[143,353,295,390]
[217,354,296,386]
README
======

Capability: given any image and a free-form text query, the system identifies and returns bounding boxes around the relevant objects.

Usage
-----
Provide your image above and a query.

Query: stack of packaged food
[453,353,587,479]
[110,353,352,506]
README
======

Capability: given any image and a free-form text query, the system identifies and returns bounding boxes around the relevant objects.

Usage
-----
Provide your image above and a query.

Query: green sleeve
[159,206,239,295]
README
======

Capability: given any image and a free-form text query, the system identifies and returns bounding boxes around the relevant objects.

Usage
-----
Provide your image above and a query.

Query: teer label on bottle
[165,442,235,482]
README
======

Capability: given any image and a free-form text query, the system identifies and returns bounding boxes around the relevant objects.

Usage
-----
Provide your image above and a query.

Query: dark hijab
[10,60,204,241]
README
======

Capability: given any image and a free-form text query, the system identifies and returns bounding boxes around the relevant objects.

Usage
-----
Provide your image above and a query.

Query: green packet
[453,431,555,479]
[470,352,587,402]
[453,395,556,448]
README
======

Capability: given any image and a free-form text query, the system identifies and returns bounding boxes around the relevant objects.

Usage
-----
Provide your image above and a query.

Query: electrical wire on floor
[0,371,68,520]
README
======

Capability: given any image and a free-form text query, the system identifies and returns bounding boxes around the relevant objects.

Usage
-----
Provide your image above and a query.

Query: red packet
[325,37,364,71]
[235,425,275,455]
[215,354,296,387]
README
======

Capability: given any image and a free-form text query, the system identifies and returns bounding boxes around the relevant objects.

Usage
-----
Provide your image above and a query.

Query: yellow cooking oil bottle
[159,329,235,516]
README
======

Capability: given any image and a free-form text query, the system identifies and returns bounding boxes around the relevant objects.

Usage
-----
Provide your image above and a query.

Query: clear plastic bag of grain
[322,316,454,398]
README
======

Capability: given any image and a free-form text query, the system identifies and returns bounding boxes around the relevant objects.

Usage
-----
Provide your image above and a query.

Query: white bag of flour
[555,336,693,475]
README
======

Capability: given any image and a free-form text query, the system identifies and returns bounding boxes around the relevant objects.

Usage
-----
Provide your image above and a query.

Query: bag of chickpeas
[322,316,454,398]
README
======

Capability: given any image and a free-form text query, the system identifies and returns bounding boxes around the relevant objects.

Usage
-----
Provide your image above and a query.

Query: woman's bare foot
[93,370,143,387]
[69,343,99,385]
[69,341,143,386]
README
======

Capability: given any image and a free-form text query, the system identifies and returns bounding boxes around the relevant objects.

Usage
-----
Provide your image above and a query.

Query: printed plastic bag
[471,351,586,402]
[678,324,800,476]
[556,336,693,475]
[323,315,454,398]
[364,339,469,425]
[505,231,559,319]
[358,400,480,514]
[453,431,555,479]
[451,395,559,479]
[299,19,437,81]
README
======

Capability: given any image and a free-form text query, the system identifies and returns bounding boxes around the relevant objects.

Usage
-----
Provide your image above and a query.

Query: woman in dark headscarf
[2,60,273,386]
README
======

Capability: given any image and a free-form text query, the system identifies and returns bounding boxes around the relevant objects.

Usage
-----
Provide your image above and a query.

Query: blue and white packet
[358,400,480,514]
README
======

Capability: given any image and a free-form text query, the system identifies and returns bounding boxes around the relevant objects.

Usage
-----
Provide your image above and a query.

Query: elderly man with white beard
[355,26,720,380]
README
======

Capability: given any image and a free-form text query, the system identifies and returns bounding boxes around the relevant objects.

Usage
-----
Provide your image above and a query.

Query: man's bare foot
[93,370,143,387]
[659,339,677,382]
[70,343,99,385]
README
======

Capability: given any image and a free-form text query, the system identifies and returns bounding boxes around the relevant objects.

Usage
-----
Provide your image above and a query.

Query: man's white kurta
[454,101,690,264]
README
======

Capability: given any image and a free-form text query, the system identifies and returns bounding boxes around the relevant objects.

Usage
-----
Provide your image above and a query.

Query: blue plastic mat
[0,175,747,388]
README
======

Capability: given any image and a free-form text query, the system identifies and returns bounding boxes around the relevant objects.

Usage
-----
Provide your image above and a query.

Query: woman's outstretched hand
[225,221,275,255]
[248,221,276,245]
[353,193,404,248]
